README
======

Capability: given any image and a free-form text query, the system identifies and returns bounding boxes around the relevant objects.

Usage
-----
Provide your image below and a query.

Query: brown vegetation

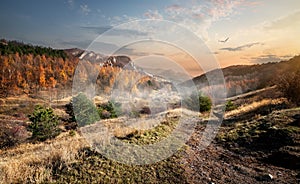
[0,132,87,183]
[277,70,300,106]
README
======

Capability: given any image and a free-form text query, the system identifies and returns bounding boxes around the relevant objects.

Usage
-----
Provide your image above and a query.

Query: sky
[0,0,299,76]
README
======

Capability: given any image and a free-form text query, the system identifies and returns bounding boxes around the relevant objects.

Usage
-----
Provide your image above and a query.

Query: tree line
[0,39,67,59]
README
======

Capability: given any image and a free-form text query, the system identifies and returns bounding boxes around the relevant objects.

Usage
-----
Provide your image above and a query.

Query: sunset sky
[0,0,299,76]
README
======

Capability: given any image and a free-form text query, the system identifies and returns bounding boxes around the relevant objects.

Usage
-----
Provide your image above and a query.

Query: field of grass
[0,88,299,183]
[0,113,188,183]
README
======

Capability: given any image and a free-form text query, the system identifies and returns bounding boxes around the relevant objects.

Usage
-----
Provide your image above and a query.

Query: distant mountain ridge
[64,48,135,69]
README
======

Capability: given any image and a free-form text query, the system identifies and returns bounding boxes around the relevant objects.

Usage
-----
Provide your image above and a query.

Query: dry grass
[0,132,88,184]
[225,98,286,118]
[0,107,200,183]
[0,95,47,115]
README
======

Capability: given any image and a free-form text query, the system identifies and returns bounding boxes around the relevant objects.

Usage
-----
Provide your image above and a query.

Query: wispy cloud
[106,0,256,41]
[80,26,149,37]
[250,54,294,64]
[144,10,163,19]
[60,39,93,49]
[80,26,111,34]
[165,4,182,11]
[239,1,263,7]
[162,1,244,40]
[80,4,91,15]
[66,0,74,9]
[264,10,300,30]
[61,40,122,54]
[220,42,263,52]
[117,47,167,57]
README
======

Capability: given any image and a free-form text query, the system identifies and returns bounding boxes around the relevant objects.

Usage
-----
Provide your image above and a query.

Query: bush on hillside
[0,125,28,149]
[277,71,300,106]
[27,105,61,141]
[68,93,100,127]
[183,92,212,112]
[225,100,237,111]
[97,101,122,119]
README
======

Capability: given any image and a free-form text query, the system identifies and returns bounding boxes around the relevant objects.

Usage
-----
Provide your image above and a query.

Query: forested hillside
[0,40,163,97]
[0,40,79,96]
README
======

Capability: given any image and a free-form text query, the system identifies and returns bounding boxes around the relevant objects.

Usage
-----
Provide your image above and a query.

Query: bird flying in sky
[219,37,229,43]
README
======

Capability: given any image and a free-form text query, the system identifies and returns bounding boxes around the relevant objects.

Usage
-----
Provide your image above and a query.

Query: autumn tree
[39,65,46,88]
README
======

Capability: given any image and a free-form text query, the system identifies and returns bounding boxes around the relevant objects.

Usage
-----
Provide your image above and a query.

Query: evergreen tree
[27,105,61,141]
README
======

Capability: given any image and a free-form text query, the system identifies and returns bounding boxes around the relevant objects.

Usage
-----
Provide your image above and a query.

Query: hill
[0,40,147,97]
[192,55,300,97]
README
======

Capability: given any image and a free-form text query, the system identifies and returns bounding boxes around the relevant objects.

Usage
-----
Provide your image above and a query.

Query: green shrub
[69,130,76,136]
[66,94,122,124]
[98,101,122,119]
[27,105,60,141]
[183,92,212,112]
[71,93,100,127]
[65,100,75,122]
[278,71,300,106]
[199,95,212,112]
[129,110,141,118]
[225,100,236,111]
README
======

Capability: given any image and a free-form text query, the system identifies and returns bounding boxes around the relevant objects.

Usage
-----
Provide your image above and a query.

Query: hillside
[0,40,79,97]
[192,55,300,97]
[0,40,146,98]
[0,87,299,183]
